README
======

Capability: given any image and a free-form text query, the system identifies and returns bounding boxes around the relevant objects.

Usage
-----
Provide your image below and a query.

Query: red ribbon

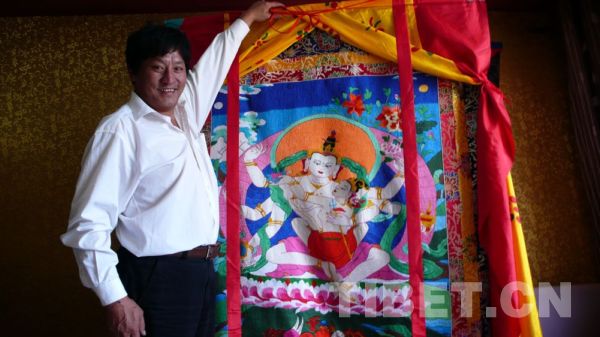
[392,1,426,336]
[267,0,376,34]
[225,14,242,337]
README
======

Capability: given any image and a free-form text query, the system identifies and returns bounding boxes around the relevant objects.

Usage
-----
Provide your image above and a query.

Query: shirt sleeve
[61,128,136,306]
[183,18,250,132]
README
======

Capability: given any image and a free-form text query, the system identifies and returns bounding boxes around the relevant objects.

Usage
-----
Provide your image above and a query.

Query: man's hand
[240,1,285,27]
[105,296,146,337]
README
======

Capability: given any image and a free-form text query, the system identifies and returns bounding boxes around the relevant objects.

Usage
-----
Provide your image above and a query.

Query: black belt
[168,244,220,260]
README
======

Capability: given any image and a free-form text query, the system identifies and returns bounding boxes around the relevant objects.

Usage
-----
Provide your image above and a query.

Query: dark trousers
[116,247,217,337]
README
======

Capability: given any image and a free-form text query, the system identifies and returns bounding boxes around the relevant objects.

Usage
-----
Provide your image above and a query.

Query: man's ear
[128,68,136,85]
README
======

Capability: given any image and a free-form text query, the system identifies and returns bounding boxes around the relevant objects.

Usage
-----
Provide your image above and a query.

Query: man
[60,2,283,337]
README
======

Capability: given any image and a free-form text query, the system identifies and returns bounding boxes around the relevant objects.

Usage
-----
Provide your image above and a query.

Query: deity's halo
[270,115,381,181]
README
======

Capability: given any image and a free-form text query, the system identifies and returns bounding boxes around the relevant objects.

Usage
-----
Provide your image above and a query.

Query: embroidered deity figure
[241,131,405,282]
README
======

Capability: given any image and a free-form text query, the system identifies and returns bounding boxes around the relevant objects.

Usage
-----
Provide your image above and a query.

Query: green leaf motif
[416,120,438,133]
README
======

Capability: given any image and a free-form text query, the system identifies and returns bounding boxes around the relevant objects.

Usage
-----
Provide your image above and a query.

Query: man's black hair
[126,22,192,75]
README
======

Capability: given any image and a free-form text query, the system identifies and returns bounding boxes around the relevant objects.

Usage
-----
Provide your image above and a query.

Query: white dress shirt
[61,19,249,306]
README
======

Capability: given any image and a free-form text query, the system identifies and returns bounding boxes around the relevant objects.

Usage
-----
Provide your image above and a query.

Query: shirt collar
[127,92,187,121]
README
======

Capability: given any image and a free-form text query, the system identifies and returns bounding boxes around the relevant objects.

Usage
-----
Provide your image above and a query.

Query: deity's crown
[321,130,337,153]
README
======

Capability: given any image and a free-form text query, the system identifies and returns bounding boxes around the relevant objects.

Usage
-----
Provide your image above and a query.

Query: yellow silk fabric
[238,0,475,84]
[508,173,543,337]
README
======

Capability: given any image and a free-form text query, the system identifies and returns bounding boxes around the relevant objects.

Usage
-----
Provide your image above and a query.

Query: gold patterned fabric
[488,11,600,285]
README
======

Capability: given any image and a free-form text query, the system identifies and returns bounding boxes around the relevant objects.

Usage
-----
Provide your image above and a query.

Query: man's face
[130,51,186,115]
[307,153,338,179]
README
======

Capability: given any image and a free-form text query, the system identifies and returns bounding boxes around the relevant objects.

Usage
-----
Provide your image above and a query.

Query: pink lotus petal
[276,287,290,301]
[261,287,274,298]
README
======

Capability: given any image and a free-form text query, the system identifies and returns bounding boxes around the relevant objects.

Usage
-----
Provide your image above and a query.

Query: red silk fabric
[415,1,518,336]
[180,14,232,66]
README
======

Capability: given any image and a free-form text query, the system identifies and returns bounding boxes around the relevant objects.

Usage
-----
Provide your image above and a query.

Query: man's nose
[161,67,174,83]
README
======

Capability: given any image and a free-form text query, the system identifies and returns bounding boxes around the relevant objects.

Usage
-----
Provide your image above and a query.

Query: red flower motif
[367,17,384,32]
[307,317,321,332]
[342,94,365,116]
[376,105,402,131]
[315,326,331,337]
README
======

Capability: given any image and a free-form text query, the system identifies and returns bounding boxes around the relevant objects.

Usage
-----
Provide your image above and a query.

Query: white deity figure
[242,137,406,282]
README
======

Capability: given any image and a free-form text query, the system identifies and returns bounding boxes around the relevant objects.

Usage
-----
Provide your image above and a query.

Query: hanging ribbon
[224,12,242,337]
[392,1,426,336]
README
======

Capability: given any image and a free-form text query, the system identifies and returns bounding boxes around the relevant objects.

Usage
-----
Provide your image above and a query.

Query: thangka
[174,1,543,337]
[209,29,477,337]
